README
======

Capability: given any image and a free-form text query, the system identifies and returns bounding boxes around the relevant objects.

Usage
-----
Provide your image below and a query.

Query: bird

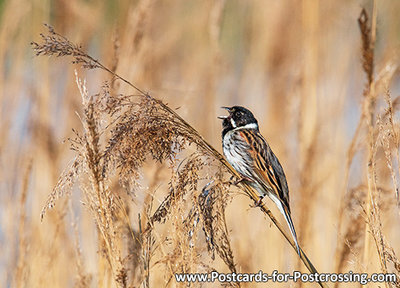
[218,106,300,255]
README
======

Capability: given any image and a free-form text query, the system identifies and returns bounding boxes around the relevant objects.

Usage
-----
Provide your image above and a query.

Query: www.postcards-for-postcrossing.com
[175,270,397,285]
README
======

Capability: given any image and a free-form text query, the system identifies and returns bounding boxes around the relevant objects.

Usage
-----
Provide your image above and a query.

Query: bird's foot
[229,176,252,186]
[251,196,265,208]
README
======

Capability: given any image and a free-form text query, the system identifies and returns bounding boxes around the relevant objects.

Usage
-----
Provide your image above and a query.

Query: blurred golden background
[2,0,400,287]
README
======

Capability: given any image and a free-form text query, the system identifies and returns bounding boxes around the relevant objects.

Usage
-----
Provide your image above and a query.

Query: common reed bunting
[218,106,300,255]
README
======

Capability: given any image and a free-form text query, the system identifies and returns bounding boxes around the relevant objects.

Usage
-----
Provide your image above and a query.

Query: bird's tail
[271,195,301,256]
[281,203,301,256]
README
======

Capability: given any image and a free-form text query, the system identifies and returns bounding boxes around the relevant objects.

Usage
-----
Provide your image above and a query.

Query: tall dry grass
[2,1,400,287]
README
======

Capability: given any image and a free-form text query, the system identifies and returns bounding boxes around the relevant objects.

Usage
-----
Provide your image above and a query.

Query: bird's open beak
[217,106,231,119]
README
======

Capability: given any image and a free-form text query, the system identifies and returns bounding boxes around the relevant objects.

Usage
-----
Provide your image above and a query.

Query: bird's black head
[218,106,259,137]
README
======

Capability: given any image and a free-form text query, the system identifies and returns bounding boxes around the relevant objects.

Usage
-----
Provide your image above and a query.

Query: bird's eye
[235,111,242,117]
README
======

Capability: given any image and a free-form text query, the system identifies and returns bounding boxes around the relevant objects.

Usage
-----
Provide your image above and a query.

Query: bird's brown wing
[238,129,300,255]
[239,130,291,212]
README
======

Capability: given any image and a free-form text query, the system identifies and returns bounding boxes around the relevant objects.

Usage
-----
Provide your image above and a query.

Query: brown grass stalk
[336,6,379,278]
[358,1,377,272]
[358,3,377,271]
[335,8,400,282]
